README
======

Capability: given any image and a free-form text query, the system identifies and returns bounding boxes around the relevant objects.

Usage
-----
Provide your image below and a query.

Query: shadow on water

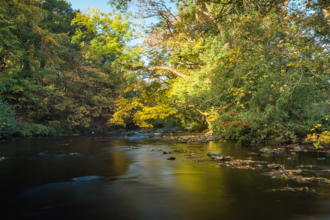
[1,134,330,219]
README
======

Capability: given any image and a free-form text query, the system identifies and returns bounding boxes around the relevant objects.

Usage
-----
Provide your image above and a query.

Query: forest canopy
[0,0,330,143]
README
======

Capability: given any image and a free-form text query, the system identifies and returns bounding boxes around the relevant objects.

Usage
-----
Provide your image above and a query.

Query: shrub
[18,123,57,137]
[191,122,209,133]
[0,97,18,139]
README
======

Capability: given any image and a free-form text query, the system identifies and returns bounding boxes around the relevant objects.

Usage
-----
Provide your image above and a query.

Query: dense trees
[109,0,330,143]
[0,0,132,137]
[1,0,329,143]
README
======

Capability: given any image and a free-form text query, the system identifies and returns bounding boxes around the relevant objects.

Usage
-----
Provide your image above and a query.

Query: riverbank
[143,128,317,148]
[0,124,320,150]
[0,123,122,142]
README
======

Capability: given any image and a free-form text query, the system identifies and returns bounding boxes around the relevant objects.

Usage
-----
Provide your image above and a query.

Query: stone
[259,146,275,154]
[207,151,222,156]
[317,157,325,160]
[224,156,233,161]
[287,145,297,149]
[167,156,176,160]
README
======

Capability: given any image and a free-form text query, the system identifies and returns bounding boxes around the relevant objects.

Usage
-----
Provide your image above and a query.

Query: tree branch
[148,66,186,77]
[321,7,330,26]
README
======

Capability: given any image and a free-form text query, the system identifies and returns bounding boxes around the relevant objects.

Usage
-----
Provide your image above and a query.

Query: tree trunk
[148,66,186,78]
[319,1,330,26]
[197,109,211,126]
[279,0,290,72]
[279,0,290,47]
[321,8,330,25]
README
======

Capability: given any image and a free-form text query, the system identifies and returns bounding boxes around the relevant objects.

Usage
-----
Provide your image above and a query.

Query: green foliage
[71,8,143,69]
[0,0,133,138]
[162,117,185,130]
[108,0,330,143]
[191,123,209,133]
[2,0,330,144]
[0,97,18,139]
[18,123,57,137]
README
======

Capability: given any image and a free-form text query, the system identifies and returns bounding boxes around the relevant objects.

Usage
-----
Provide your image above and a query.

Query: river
[1,132,330,220]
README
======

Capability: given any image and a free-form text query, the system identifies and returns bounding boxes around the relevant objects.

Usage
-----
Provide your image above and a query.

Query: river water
[1,132,330,220]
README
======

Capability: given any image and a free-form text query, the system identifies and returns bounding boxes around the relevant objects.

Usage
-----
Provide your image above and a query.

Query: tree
[0,0,132,136]
[109,0,330,143]
[0,97,18,138]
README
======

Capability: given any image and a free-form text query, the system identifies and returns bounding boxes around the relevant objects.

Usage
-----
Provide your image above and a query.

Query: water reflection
[1,134,330,219]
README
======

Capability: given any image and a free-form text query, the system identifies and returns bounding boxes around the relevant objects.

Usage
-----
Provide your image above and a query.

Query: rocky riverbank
[162,135,221,143]
[127,128,321,148]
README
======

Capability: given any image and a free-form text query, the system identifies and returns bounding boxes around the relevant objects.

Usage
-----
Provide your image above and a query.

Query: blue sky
[68,0,111,12]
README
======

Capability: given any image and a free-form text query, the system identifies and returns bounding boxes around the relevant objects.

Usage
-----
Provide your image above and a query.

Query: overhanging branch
[148,66,187,78]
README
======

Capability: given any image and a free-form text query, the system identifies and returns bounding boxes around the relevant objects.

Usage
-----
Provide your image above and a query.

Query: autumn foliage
[1,0,330,142]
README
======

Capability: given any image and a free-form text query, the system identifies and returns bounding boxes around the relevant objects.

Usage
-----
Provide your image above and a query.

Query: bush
[0,97,18,139]
[191,122,209,133]
[18,123,57,137]
[164,118,185,130]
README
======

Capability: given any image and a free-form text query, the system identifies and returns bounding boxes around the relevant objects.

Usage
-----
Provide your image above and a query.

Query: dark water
[1,133,330,220]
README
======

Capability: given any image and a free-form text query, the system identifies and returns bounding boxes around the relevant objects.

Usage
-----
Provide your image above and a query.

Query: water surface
[1,132,330,220]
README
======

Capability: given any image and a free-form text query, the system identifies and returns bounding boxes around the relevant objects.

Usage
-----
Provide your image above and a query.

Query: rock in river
[224,156,233,161]
[259,146,275,154]
[167,156,176,160]
[209,156,224,161]
[207,151,222,156]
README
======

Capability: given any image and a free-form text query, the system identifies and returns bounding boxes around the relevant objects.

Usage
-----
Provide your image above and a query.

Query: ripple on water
[72,176,103,181]
[38,151,84,157]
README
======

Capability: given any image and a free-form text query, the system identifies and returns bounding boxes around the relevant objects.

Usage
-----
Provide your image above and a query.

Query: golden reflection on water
[169,141,225,194]
[110,139,131,175]
[207,141,222,152]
